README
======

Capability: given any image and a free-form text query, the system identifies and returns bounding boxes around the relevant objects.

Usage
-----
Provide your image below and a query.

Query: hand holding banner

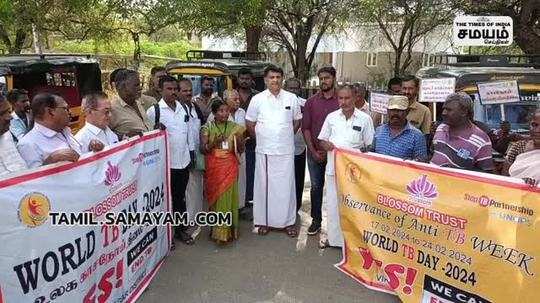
[335,149,539,303]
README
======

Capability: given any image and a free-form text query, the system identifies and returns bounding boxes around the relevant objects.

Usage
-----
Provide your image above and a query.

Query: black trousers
[170,168,189,231]
[294,151,306,212]
[245,139,256,203]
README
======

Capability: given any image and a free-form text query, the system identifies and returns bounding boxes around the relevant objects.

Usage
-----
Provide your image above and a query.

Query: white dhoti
[186,169,205,222]
[325,174,343,247]
[253,153,296,228]
[238,153,246,209]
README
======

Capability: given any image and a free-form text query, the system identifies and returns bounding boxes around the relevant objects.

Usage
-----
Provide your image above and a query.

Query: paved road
[139,184,400,303]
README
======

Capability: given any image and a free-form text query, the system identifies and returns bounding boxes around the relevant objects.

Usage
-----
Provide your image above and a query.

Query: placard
[370,92,391,114]
[419,78,456,103]
[477,80,520,104]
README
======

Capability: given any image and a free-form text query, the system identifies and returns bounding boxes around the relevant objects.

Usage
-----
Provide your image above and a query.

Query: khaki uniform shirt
[406,101,432,134]
[110,96,154,137]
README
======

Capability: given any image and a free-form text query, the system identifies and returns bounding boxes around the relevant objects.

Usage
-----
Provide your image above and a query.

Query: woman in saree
[201,100,245,244]
[507,109,540,186]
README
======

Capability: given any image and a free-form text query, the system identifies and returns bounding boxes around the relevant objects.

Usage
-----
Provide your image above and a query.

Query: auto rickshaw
[417,54,540,131]
[165,50,271,97]
[0,54,102,132]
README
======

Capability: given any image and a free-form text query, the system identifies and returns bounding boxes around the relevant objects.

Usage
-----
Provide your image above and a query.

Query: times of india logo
[18,192,51,227]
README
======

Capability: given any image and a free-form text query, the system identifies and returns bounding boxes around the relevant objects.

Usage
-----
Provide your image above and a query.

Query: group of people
[0,62,539,250]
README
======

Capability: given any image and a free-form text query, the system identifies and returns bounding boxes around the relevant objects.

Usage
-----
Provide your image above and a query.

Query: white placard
[477,80,520,104]
[369,92,391,114]
[419,78,456,103]
[453,15,513,46]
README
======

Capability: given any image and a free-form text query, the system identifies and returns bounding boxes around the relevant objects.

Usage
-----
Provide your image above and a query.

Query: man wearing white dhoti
[318,84,374,248]
[245,65,302,237]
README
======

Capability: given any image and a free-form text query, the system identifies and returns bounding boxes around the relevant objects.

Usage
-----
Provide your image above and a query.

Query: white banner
[477,80,520,104]
[0,131,171,303]
[419,78,456,103]
[369,92,391,114]
[453,15,513,46]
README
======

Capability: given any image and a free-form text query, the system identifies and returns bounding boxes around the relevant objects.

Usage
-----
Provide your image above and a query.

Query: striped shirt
[374,123,427,160]
[431,123,494,172]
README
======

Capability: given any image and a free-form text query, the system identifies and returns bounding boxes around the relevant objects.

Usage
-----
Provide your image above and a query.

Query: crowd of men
[0,63,538,249]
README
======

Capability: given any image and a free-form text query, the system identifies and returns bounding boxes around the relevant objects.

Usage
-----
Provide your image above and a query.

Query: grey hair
[445,92,473,117]
[223,89,239,101]
[82,91,108,112]
[284,77,302,87]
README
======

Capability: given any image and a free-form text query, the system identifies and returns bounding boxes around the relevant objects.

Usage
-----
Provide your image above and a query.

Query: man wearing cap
[317,84,374,248]
[373,95,427,161]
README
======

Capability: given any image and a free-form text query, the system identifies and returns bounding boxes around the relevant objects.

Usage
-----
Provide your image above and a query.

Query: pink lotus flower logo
[104,161,122,186]
[407,175,438,205]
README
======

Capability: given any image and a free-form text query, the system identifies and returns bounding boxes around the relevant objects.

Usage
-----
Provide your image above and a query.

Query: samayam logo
[18,192,51,227]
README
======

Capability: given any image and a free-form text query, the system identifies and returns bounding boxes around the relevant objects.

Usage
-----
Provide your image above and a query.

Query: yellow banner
[335,149,540,303]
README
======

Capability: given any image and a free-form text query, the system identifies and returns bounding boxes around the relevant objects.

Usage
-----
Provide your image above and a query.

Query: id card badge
[222,141,229,149]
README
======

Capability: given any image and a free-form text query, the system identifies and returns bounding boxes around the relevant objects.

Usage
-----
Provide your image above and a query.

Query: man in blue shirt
[373,95,427,161]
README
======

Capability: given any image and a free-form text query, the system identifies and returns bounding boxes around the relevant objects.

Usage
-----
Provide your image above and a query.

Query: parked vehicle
[0,54,102,131]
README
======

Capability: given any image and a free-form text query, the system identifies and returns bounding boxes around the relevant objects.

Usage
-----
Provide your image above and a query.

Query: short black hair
[109,68,127,85]
[115,69,139,87]
[263,65,284,77]
[32,93,59,119]
[150,66,166,76]
[238,68,253,77]
[401,75,419,87]
[6,89,29,103]
[317,66,336,78]
[201,75,215,84]
[178,78,192,87]
[158,75,178,89]
[210,98,226,114]
[387,77,402,89]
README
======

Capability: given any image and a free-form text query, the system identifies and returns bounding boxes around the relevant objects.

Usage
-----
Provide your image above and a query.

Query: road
[139,182,400,303]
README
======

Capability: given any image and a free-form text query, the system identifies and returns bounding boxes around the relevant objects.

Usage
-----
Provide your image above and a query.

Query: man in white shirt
[178,78,204,236]
[76,92,119,153]
[246,66,302,237]
[17,93,83,168]
[318,84,375,248]
[147,76,194,245]
[284,78,307,212]
[0,95,27,176]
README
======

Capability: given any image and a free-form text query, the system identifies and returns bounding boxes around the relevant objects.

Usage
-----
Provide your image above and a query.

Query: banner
[369,92,391,114]
[334,149,540,303]
[453,16,513,46]
[0,131,171,303]
[419,78,456,103]
[477,80,521,105]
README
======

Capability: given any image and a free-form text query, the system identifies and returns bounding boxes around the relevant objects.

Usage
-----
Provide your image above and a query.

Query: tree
[465,0,540,54]
[183,0,268,53]
[265,0,350,84]
[353,0,459,76]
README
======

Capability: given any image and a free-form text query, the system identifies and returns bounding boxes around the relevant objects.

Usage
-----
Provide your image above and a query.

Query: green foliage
[51,36,192,58]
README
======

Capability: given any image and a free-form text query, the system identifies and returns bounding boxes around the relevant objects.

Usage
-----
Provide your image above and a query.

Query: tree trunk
[131,32,141,71]
[245,25,262,53]
[393,48,402,77]
[32,23,43,54]
[295,32,310,84]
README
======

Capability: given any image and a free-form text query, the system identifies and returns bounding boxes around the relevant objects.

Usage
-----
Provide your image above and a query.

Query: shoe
[307,222,321,235]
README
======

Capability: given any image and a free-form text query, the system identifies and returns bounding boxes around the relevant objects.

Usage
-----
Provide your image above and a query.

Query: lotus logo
[104,161,122,186]
[406,175,438,206]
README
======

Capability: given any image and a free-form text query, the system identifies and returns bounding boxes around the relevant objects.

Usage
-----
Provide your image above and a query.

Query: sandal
[177,230,195,245]
[257,226,270,236]
[285,226,298,238]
